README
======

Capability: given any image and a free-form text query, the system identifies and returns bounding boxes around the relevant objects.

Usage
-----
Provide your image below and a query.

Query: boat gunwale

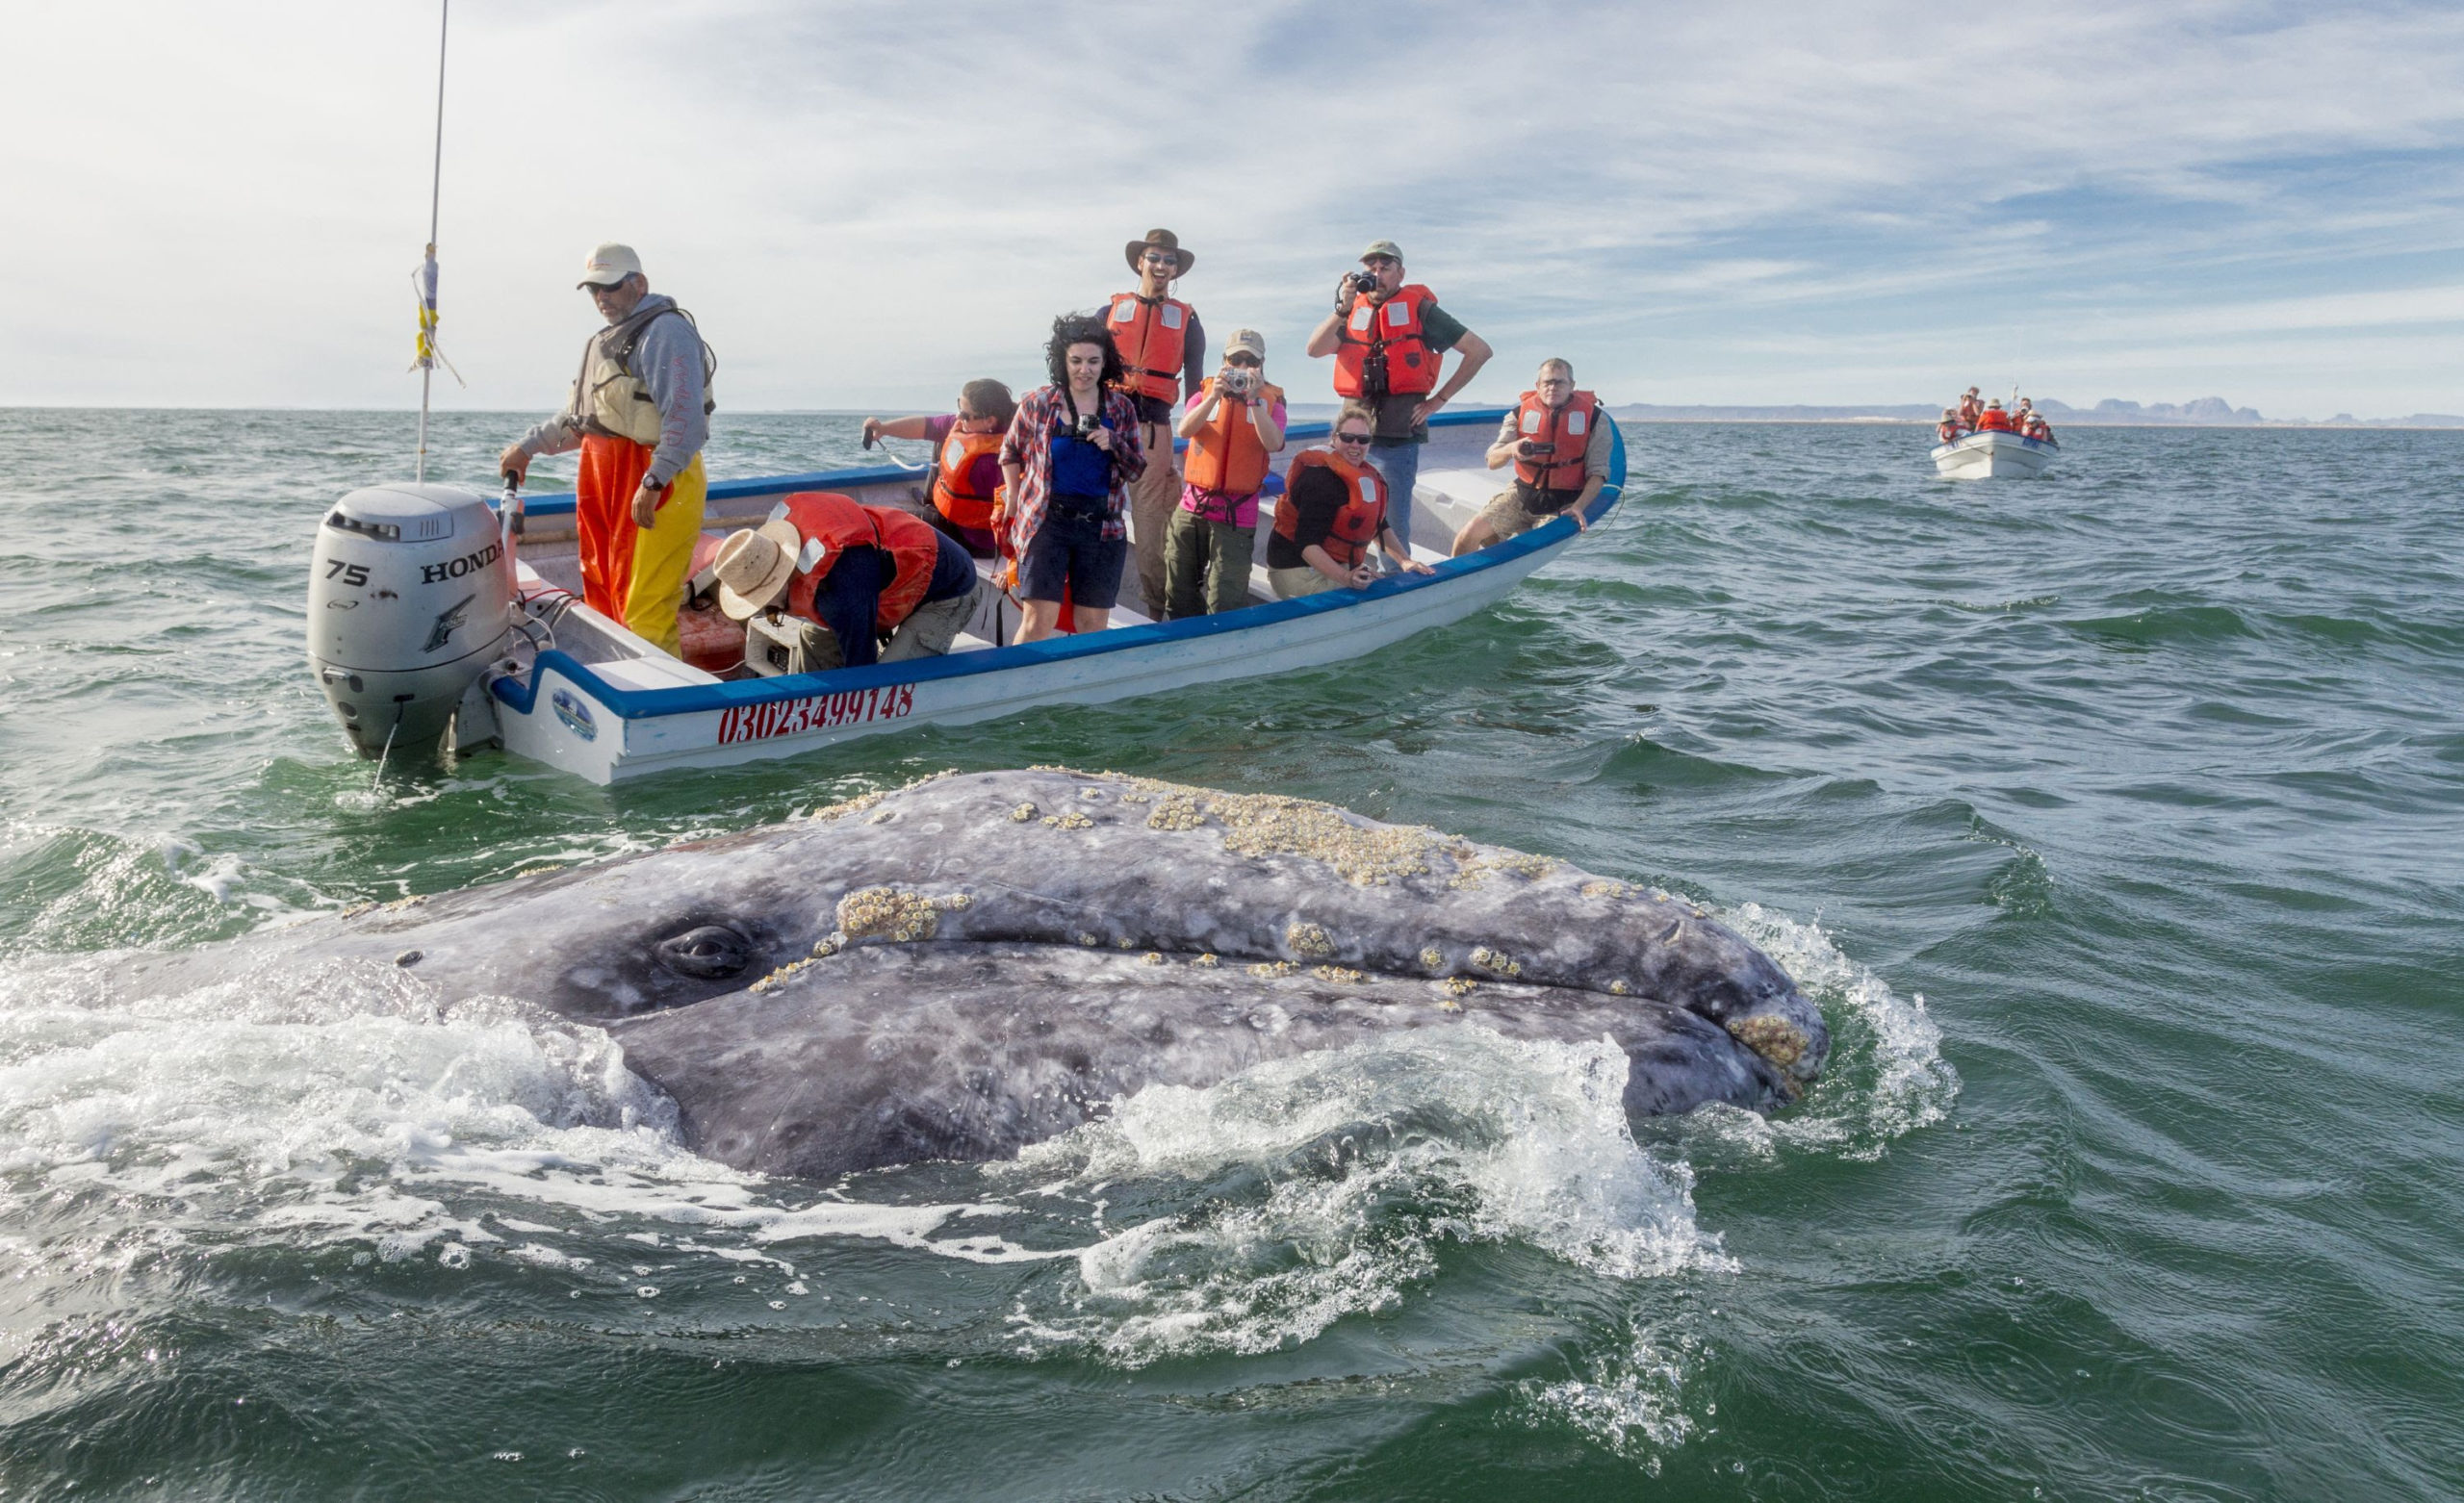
[493,411,1626,723]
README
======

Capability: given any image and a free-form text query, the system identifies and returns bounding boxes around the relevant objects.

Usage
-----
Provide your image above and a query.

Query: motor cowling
[307,483,513,760]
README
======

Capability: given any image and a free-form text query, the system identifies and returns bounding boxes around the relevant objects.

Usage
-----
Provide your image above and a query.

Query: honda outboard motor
[307,483,513,760]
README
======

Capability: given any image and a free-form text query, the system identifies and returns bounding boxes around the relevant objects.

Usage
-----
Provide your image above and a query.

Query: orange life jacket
[1182,377,1285,495]
[1333,285,1440,398]
[931,426,1003,531]
[1106,293,1192,404]
[1938,421,1961,444]
[1977,407,2015,432]
[1511,389,1600,493]
[1274,450,1387,571]
[777,492,940,633]
[2024,416,2053,440]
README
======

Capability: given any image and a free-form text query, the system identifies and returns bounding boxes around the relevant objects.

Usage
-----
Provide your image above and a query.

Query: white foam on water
[997,1029,1729,1367]
[1521,1315,1711,1469]
[0,950,1061,1280]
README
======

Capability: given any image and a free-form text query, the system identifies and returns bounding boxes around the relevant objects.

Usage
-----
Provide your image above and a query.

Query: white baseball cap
[578,242,644,289]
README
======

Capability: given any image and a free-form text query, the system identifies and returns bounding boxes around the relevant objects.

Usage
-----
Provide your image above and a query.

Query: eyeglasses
[1226,354,1261,368]
[582,279,629,293]
[1335,431,1372,445]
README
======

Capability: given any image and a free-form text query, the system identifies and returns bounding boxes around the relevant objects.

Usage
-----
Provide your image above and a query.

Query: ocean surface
[1,410,2458,1500]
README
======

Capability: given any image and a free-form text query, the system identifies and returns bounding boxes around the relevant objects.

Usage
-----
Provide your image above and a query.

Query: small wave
[2066,603,2254,648]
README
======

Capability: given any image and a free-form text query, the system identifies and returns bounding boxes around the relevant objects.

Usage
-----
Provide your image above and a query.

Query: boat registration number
[717,684,916,745]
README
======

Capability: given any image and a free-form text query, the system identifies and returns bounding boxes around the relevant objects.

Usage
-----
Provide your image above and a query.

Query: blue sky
[1,0,2457,419]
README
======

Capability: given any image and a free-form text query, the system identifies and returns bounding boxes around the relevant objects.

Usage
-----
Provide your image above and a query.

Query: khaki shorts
[1476,489,1571,543]
[883,579,982,661]
[1268,564,1343,599]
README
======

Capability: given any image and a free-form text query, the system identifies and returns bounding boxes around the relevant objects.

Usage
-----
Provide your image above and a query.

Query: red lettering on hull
[716,683,917,746]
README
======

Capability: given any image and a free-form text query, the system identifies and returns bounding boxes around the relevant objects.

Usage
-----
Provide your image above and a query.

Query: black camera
[1347,269,1379,295]
[1517,437,1549,459]
[1071,413,1102,439]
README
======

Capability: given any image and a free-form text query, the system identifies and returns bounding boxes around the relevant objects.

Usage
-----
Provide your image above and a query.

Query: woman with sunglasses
[998,314,1146,640]
[861,378,1015,558]
[1267,402,1435,598]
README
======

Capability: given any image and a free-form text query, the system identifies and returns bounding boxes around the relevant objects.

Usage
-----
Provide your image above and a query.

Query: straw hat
[1124,228,1194,276]
[712,520,805,620]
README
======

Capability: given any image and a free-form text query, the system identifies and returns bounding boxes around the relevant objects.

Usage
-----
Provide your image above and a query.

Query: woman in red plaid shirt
[999,314,1147,640]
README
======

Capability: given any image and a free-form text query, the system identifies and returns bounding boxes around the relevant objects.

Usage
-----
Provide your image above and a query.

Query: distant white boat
[1931,428,2057,479]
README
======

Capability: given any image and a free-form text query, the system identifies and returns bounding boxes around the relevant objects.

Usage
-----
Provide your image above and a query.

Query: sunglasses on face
[1335,431,1372,445]
[1226,354,1261,368]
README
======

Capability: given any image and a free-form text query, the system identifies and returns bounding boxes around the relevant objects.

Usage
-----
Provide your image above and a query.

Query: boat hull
[1931,428,2055,479]
[474,409,1622,784]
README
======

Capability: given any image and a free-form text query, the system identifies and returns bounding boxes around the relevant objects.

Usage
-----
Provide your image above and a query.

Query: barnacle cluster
[1447,850,1559,890]
[1009,802,1039,823]
[381,895,427,912]
[1286,921,1336,959]
[1442,975,1479,999]
[1726,1013,1811,1070]
[1247,960,1297,979]
[1142,952,1168,966]
[1469,946,1523,977]
[1418,945,1447,972]
[1579,879,1632,900]
[1312,965,1365,983]
[834,886,961,943]
[1192,953,1220,969]
[1040,809,1095,830]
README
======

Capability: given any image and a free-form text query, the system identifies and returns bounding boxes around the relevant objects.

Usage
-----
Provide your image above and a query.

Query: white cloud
[0,0,2457,418]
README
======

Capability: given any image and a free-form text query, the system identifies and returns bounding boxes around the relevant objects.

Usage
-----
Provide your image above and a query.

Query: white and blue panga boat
[305,409,1626,784]
[1931,427,2057,479]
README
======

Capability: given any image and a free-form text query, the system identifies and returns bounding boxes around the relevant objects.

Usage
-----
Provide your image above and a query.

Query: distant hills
[1605,398,2463,428]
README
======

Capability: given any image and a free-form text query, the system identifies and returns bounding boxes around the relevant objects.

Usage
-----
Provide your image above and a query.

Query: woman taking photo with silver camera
[1164,328,1286,619]
[998,314,1147,641]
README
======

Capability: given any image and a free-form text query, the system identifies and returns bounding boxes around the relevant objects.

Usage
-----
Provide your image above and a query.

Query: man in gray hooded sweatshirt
[497,242,713,655]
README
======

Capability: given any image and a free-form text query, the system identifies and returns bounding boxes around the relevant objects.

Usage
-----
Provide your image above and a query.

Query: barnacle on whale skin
[834,886,943,943]
[1726,1013,1811,1071]
[1286,921,1336,959]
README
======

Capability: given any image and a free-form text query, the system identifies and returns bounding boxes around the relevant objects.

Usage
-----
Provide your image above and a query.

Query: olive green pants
[1163,508,1257,619]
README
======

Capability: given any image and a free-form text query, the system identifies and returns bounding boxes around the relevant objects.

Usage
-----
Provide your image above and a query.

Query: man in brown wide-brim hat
[1103,228,1207,622]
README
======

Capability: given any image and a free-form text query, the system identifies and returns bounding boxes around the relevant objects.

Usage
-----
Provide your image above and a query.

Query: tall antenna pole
[413,0,449,482]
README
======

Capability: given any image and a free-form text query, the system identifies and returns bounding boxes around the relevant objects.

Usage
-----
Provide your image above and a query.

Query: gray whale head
[104,769,1830,1180]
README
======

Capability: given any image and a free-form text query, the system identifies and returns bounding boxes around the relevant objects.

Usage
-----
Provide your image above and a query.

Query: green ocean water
[0,409,2457,1500]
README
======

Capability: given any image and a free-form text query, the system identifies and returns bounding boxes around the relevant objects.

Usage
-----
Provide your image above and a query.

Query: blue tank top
[1050,403,1112,499]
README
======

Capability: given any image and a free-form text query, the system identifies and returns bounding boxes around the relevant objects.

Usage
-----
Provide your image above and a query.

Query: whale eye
[654,924,756,980]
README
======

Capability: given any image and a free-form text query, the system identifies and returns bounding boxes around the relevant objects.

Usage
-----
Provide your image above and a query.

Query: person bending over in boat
[999,315,1146,641]
[1976,400,2015,432]
[1451,358,1609,556]
[497,242,713,656]
[1268,403,1434,599]
[1165,328,1286,619]
[2022,410,2056,443]
[1304,240,1492,553]
[861,380,1015,558]
[1938,409,1965,444]
[707,494,984,671]
[1958,387,1985,428]
[1109,229,1208,623]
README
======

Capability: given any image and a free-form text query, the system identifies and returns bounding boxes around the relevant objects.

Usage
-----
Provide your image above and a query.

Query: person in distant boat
[1268,403,1434,598]
[1165,328,1287,619]
[2014,396,2037,429]
[1958,387,1985,427]
[861,380,1016,558]
[1304,240,1493,555]
[1451,358,1610,555]
[1938,408,1964,444]
[1976,399,2015,432]
[497,242,713,656]
[708,494,984,670]
[999,314,1146,641]
[2023,410,2056,442]
[1107,229,1207,624]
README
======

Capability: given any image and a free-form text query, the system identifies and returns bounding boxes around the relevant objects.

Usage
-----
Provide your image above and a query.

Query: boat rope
[411,0,461,482]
